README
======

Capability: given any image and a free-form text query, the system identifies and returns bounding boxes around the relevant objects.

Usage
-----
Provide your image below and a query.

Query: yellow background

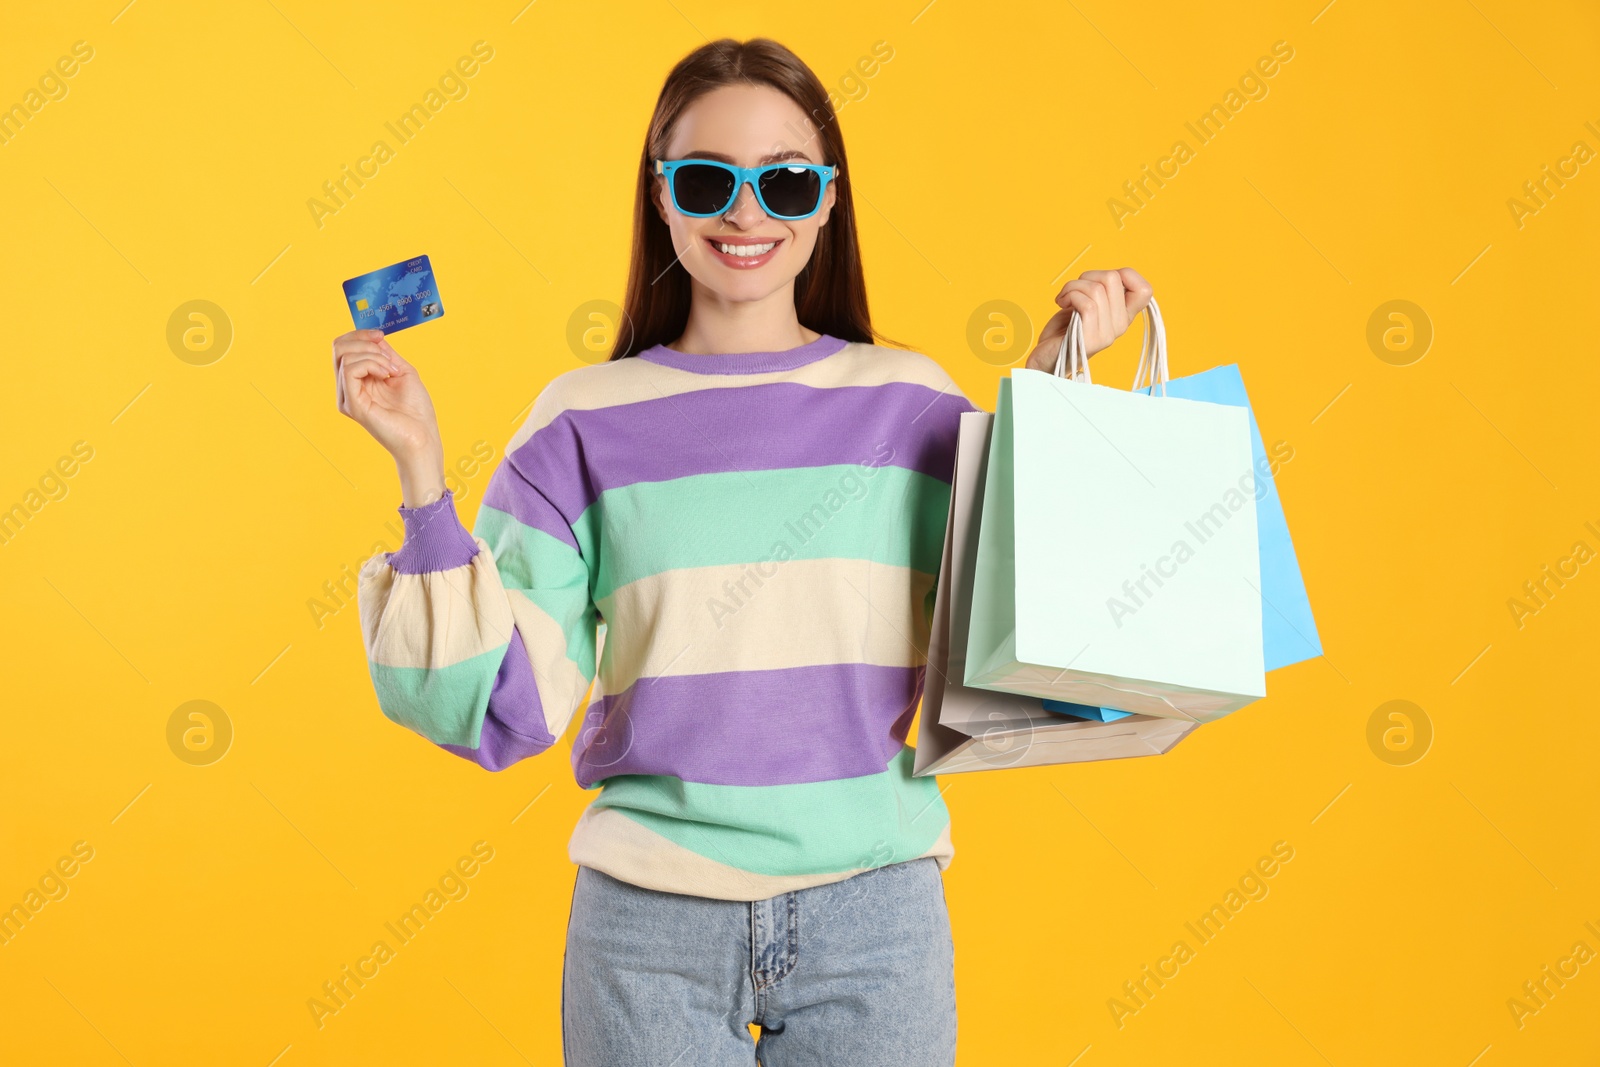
[2,1,1597,1063]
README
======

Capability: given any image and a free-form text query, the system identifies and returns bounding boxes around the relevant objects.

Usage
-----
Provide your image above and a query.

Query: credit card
[341,255,445,334]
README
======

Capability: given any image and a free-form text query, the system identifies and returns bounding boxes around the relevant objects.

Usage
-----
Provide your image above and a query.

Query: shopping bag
[1041,699,1134,722]
[912,408,1199,777]
[963,298,1267,723]
[1035,363,1324,724]
[1142,364,1321,671]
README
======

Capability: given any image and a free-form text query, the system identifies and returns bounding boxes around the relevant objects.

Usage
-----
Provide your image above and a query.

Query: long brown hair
[609,37,901,360]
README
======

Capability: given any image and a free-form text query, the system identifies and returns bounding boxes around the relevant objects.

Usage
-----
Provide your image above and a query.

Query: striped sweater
[357,332,980,901]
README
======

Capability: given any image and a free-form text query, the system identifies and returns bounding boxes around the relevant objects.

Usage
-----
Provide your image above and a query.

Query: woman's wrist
[395,444,447,509]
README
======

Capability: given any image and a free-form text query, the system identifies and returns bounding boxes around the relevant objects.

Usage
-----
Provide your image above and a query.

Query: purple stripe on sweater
[438,627,559,771]
[569,662,926,788]
[480,419,587,550]
[485,381,975,539]
[387,489,481,575]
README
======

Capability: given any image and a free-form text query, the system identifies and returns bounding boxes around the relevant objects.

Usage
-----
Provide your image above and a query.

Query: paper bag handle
[1049,295,1168,396]
[1129,297,1169,396]
[1050,310,1093,382]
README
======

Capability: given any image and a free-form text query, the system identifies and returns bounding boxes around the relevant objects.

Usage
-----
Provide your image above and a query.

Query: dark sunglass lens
[759,166,822,217]
[674,164,736,214]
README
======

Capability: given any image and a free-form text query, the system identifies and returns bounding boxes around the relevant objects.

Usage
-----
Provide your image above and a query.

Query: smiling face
[652,83,836,305]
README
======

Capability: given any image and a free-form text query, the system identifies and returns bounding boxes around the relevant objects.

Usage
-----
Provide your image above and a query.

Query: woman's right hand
[333,327,440,457]
[333,329,446,505]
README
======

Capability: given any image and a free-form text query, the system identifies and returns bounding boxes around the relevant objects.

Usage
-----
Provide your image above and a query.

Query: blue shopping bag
[1146,364,1321,672]
[1041,699,1134,722]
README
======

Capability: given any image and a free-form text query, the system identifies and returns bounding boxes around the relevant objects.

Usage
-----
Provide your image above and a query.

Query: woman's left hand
[1024,268,1154,373]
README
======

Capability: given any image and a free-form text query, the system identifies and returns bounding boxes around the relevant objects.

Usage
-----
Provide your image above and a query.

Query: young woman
[333,36,1150,1066]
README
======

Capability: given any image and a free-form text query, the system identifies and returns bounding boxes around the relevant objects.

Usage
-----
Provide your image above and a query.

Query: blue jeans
[561,856,957,1065]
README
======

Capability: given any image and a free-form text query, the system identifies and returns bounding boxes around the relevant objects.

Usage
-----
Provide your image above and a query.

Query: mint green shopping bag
[963,298,1267,723]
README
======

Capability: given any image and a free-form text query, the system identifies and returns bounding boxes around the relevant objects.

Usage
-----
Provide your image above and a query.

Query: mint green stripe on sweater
[369,643,508,747]
[588,746,950,876]
[472,505,599,684]
[578,465,952,601]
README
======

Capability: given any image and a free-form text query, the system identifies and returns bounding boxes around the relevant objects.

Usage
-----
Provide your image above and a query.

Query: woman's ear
[815,179,837,227]
[651,175,670,225]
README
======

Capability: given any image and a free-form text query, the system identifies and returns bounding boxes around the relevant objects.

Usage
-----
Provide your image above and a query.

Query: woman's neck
[666,283,818,355]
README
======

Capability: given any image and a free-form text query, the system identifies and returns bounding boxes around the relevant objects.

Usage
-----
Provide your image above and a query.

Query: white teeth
[714,241,777,256]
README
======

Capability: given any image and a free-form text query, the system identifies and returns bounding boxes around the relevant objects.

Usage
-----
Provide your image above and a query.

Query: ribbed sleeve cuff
[386,489,481,574]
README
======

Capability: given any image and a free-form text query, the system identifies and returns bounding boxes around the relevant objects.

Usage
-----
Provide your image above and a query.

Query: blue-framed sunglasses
[654,158,838,221]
